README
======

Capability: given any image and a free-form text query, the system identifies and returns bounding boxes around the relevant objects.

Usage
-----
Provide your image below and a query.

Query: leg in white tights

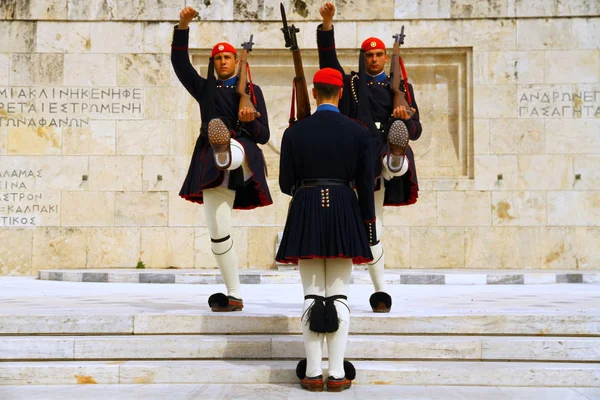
[203,186,241,299]
[368,187,386,293]
[324,258,352,379]
[299,259,326,378]
[230,139,253,181]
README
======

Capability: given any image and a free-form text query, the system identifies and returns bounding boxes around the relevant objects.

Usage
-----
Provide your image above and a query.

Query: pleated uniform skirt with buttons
[275,185,373,265]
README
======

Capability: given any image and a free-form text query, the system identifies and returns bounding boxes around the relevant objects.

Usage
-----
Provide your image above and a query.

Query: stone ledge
[0,360,598,387]
[2,314,599,336]
[1,335,598,362]
[37,269,600,285]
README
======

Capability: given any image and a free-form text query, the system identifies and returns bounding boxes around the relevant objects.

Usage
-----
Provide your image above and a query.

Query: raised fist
[319,2,336,21]
[178,7,198,30]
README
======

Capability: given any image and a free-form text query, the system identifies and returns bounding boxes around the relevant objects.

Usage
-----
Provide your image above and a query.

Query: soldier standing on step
[276,68,377,392]
[317,2,423,313]
[172,7,272,312]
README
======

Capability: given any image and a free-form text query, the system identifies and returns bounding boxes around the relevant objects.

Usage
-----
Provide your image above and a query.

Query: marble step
[0,360,598,387]
[3,313,598,336]
[2,335,599,362]
[0,384,597,400]
[37,268,600,285]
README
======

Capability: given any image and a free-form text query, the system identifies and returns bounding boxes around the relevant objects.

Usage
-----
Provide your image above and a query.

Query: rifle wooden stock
[390,39,412,115]
[292,50,310,121]
[237,48,260,118]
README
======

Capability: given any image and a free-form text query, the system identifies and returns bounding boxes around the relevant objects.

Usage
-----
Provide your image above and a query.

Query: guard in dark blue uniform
[276,68,377,393]
[317,2,423,313]
[171,7,272,312]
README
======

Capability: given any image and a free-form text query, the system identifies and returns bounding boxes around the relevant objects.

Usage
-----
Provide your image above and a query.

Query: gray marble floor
[0,385,598,400]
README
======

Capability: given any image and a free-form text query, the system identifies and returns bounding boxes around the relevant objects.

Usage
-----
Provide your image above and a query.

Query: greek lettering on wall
[0,169,59,227]
[518,87,600,118]
[0,87,144,127]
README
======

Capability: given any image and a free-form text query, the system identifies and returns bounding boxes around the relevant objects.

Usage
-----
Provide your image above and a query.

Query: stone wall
[0,0,598,275]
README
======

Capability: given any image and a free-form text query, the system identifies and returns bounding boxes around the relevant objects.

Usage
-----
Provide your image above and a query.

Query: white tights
[202,139,252,299]
[299,258,352,379]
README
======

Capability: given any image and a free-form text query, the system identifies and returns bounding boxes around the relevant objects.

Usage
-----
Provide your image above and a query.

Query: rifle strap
[289,79,296,124]
[399,56,412,104]
[246,63,257,105]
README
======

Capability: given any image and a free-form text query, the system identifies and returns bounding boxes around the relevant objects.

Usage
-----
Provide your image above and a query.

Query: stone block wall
[0,0,598,274]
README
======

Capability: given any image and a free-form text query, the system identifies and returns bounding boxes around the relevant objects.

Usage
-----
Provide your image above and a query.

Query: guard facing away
[276,68,377,392]
[317,2,423,313]
[171,7,272,312]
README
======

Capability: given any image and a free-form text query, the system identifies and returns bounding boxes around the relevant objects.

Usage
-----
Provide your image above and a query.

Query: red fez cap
[211,42,237,57]
[313,67,343,87]
[361,37,386,52]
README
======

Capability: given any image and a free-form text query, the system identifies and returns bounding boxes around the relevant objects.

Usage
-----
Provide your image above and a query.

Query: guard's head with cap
[211,42,238,80]
[360,37,388,75]
[312,67,344,104]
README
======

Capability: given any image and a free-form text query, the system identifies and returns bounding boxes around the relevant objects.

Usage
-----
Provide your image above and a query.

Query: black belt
[298,179,350,187]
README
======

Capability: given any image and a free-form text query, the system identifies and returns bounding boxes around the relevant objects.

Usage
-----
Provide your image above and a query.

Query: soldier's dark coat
[276,107,375,264]
[317,26,423,206]
[171,27,272,209]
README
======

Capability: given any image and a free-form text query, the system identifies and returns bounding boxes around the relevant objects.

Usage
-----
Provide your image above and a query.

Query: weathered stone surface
[248,226,278,269]
[168,191,207,227]
[63,54,116,86]
[518,155,574,190]
[7,126,62,156]
[474,85,518,118]
[88,156,142,191]
[117,54,171,86]
[142,156,189,192]
[473,119,490,155]
[474,155,519,191]
[90,22,144,53]
[32,227,87,271]
[576,227,600,270]
[86,228,140,268]
[62,120,116,156]
[519,227,578,269]
[573,18,600,50]
[548,192,600,227]
[437,191,491,226]
[115,192,168,226]
[0,22,36,53]
[465,227,521,269]
[546,50,600,84]
[384,191,437,227]
[10,54,63,86]
[492,191,546,227]
[143,22,175,54]
[34,156,88,191]
[0,229,32,275]
[575,155,600,190]
[61,192,115,227]
[0,54,9,86]
[381,227,411,268]
[140,227,195,268]
[490,119,545,155]
[116,120,171,156]
[546,120,600,154]
[462,20,517,51]
[68,0,183,21]
[411,228,465,268]
[395,0,451,19]
[451,0,511,18]
[36,22,90,53]
[517,19,575,50]
[474,51,545,85]
[0,127,7,155]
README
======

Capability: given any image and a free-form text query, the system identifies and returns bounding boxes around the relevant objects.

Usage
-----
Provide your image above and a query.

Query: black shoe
[208,293,244,312]
[369,291,392,313]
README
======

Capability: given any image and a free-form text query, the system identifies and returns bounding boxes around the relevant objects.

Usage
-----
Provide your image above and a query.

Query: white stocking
[368,187,386,293]
[324,258,352,379]
[203,187,241,299]
[230,139,253,181]
[299,259,326,378]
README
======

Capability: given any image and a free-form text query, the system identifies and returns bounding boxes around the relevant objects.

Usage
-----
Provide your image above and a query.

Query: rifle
[236,34,260,118]
[280,3,311,123]
[390,27,413,117]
